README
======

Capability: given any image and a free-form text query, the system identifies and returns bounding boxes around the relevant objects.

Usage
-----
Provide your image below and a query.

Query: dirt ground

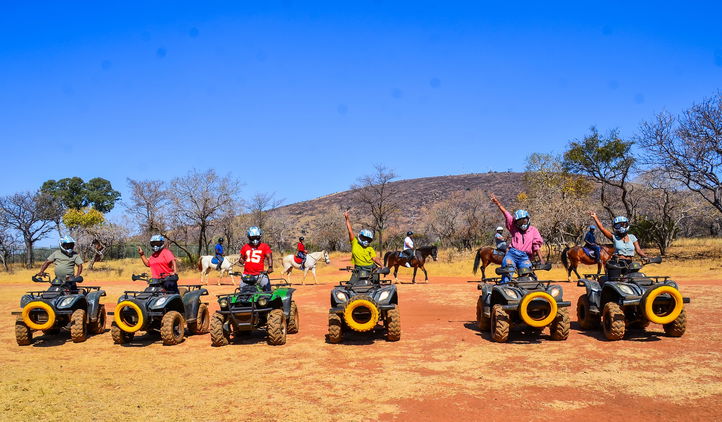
[1,263,721,421]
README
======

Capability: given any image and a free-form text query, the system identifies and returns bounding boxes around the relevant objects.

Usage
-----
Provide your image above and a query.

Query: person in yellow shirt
[343,210,383,270]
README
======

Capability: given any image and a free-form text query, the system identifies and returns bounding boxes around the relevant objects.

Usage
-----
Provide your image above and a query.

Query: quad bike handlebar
[339,266,391,275]
[32,273,83,284]
[606,256,663,270]
[131,273,178,283]
[32,273,51,283]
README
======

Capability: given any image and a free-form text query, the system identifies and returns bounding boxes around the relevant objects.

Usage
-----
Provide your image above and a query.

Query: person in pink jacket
[489,193,545,283]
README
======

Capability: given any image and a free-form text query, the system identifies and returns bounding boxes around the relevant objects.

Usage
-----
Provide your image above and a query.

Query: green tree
[41,177,120,213]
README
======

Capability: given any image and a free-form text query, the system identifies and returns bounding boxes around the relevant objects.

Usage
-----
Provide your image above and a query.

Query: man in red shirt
[296,236,307,269]
[239,226,273,291]
[137,234,178,292]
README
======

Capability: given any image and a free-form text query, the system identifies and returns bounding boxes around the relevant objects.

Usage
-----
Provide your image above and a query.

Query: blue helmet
[513,209,530,231]
[613,216,629,234]
[150,234,165,252]
[247,226,262,246]
[358,229,374,247]
[589,225,596,230]
[59,235,76,254]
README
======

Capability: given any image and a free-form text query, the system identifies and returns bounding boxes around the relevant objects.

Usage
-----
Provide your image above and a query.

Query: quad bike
[327,266,400,344]
[210,271,298,346]
[576,257,689,340]
[12,273,106,345]
[109,273,210,345]
[474,262,571,342]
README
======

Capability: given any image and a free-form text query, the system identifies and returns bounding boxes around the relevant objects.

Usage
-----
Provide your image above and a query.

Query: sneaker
[405,262,411,268]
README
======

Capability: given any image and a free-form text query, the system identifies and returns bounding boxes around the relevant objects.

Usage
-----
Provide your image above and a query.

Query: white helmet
[496,226,504,232]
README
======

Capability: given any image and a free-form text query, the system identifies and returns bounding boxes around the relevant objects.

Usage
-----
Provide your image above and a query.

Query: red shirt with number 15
[240,243,272,275]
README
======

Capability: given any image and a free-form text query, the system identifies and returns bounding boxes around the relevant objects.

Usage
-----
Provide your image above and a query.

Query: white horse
[198,254,240,285]
[281,250,330,285]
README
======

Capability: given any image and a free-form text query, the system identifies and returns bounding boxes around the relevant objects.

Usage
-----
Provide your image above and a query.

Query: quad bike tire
[476,296,489,331]
[70,309,88,343]
[111,322,134,344]
[576,295,597,330]
[287,301,300,334]
[602,302,625,341]
[491,304,509,343]
[210,313,230,347]
[88,304,106,335]
[266,308,287,346]
[22,301,56,331]
[15,317,32,346]
[385,308,401,342]
[328,313,343,344]
[663,308,686,337]
[160,311,185,345]
[189,303,210,335]
[343,295,379,332]
[550,308,570,341]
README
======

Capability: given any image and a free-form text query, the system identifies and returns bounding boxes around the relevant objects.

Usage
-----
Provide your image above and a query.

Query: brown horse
[472,247,505,279]
[561,245,615,281]
[383,245,438,283]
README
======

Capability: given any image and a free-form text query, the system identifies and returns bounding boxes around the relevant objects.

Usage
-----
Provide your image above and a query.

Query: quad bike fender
[85,290,106,321]
[601,283,640,308]
[490,285,520,307]
[181,289,207,320]
[158,295,185,314]
[20,294,34,308]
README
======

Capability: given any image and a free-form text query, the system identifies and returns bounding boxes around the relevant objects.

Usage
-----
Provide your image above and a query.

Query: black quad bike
[327,266,400,344]
[210,272,298,346]
[109,273,210,345]
[474,263,571,342]
[576,257,689,340]
[13,273,106,345]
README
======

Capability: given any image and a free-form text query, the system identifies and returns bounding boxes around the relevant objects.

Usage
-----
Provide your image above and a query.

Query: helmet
[496,226,504,232]
[59,235,76,254]
[612,216,629,235]
[150,234,165,252]
[513,210,530,231]
[358,229,374,247]
[299,236,305,241]
[218,237,224,243]
[247,226,262,246]
[407,231,413,236]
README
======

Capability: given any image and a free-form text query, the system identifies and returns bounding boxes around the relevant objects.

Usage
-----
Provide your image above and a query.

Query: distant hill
[274,171,527,228]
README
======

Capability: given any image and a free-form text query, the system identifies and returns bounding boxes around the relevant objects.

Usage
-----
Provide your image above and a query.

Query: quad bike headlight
[549,287,561,298]
[378,291,390,302]
[257,297,268,307]
[503,288,519,299]
[618,284,635,295]
[219,299,229,309]
[152,297,169,308]
[58,297,75,308]
[335,292,347,303]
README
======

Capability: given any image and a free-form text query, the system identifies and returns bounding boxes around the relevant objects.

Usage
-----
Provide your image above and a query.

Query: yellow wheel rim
[343,299,379,332]
[114,301,144,333]
[519,292,558,328]
[22,301,56,330]
[644,285,683,325]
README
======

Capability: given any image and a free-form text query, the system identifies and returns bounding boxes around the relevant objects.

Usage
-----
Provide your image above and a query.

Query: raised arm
[489,193,509,216]
[343,211,354,243]
[137,246,150,268]
[589,212,613,240]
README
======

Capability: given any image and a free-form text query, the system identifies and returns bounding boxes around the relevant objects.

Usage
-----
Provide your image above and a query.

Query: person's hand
[589,211,597,218]
[343,210,350,219]
[137,246,144,256]
[266,268,273,274]
[488,193,498,204]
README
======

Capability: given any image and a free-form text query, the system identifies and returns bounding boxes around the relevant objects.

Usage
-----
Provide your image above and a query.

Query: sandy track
[1,273,720,421]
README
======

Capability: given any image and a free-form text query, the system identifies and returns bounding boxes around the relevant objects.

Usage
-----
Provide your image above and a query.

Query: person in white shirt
[402,231,415,267]
[494,227,508,252]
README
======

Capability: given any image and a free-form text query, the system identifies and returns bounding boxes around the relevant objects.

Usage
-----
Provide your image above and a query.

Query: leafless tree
[0,192,55,267]
[351,165,401,255]
[422,190,494,250]
[125,178,170,235]
[638,93,722,214]
[0,226,19,271]
[310,206,349,252]
[246,192,283,229]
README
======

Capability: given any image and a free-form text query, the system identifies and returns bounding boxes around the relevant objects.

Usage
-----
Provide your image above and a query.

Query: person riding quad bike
[343,210,383,277]
[239,226,274,292]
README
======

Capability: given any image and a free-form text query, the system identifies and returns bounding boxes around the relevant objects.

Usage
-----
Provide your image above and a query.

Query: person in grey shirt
[37,235,83,289]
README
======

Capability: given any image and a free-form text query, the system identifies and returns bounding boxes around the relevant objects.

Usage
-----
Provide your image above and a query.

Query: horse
[560,245,615,281]
[281,250,330,285]
[383,245,438,283]
[198,254,240,285]
[472,246,505,279]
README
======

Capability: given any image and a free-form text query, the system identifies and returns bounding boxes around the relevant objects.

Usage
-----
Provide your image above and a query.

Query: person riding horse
[214,237,225,270]
[296,236,307,270]
[589,212,648,282]
[583,226,601,263]
[402,231,414,267]
[494,226,508,253]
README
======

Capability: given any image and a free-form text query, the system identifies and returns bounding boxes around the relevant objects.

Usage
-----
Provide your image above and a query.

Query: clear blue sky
[1,1,721,215]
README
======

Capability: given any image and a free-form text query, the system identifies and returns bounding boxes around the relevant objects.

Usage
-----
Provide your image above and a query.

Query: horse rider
[239,226,274,292]
[137,234,179,293]
[296,236,308,270]
[589,212,648,281]
[214,237,225,270]
[494,226,508,253]
[402,231,415,267]
[343,211,383,277]
[489,193,545,283]
[37,235,83,291]
[584,225,601,263]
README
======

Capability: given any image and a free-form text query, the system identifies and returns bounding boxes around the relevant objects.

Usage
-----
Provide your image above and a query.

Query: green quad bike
[210,272,299,346]
[109,273,210,345]
[576,257,689,340]
[327,266,400,344]
[474,262,571,342]
[13,273,107,345]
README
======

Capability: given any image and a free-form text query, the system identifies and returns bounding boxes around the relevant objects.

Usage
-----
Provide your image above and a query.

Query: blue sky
[1,1,721,219]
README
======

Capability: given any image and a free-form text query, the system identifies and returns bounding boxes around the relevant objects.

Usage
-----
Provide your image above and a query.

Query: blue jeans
[501,248,532,283]
[586,244,601,262]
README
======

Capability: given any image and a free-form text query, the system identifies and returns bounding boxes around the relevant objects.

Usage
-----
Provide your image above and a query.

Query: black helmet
[407,231,413,236]
[218,237,224,243]
[299,236,305,241]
